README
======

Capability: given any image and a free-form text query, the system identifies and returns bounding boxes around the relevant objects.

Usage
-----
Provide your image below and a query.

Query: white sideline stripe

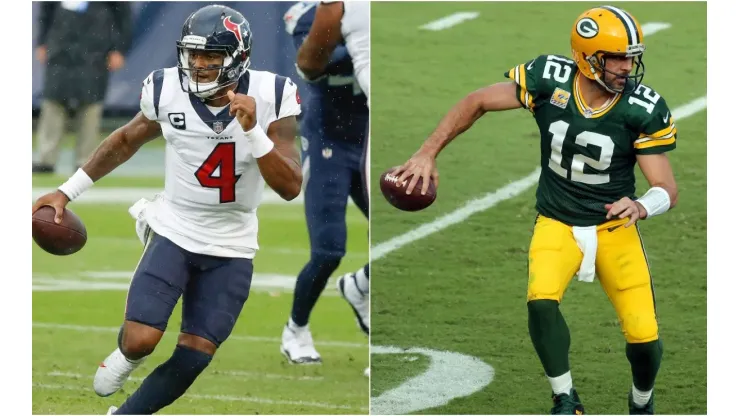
[59,237,368,257]
[371,96,706,261]
[32,272,349,297]
[47,370,322,382]
[33,270,339,296]
[420,12,480,31]
[371,346,494,415]
[32,322,367,349]
[31,187,363,208]
[641,22,672,36]
[31,187,303,205]
[33,383,365,411]
[672,96,707,120]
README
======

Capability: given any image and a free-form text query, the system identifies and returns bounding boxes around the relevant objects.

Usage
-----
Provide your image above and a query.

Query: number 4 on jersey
[195,142,241,203]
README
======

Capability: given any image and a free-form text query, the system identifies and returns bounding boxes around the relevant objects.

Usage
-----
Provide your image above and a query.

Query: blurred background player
[33,1,131,174]
[32,5,302,414]
[280,1,369,366]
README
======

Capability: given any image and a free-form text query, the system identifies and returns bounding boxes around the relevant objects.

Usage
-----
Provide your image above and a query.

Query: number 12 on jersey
[195,142,241,203]
[548,120,614,185]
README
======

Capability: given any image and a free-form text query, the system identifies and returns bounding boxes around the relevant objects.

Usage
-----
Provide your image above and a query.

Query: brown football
[32,206,87,255]
[379,167,437,211]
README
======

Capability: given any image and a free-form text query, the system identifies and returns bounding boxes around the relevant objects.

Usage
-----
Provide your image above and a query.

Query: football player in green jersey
[391,5,678,415]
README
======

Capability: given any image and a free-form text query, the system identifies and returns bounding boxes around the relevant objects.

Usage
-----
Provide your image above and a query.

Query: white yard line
[30,187,365,208]
[47,370,322,383]
[371,346,494,415]
[31,187,303,205]
[641,22,672,36]
[31,272,356,297]
[33,383,365,411]
[419,12,480,31]
[371,96,707,261]
[32,322,367,349]
[62,237,368,257]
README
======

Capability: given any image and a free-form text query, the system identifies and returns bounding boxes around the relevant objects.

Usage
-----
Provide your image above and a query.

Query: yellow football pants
[527,215,658,344]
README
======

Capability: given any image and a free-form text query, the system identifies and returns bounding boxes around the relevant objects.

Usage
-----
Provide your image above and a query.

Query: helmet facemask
[176,30,251,100]
[177,43,250,99]
[587,49,645,95]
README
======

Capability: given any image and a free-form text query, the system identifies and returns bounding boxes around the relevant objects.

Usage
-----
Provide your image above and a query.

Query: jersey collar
[573,72,621,119]
[188,72,251,134]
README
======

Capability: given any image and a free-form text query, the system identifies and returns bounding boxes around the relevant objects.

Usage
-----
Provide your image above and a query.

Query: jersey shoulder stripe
[274,75,287,118]
[152,68,165,118]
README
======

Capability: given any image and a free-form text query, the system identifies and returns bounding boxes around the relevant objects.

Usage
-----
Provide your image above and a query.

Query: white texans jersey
[322,1,369,98]
[139,67,301,259]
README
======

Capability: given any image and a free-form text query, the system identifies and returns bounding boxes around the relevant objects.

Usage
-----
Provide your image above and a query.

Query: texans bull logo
[223,16,245,50]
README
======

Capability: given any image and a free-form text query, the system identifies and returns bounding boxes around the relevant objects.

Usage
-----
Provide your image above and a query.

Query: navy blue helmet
[176,5,253,98]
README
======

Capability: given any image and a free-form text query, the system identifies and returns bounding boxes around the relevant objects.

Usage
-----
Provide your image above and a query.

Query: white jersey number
[548,120,614,185]
[543,55,574,83]
[627,84,661,114]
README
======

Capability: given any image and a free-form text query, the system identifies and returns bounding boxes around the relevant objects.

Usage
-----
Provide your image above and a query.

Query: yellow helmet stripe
[601,5,639,46]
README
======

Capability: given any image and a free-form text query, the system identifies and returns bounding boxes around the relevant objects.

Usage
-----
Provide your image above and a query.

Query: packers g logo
[576,17,599,39]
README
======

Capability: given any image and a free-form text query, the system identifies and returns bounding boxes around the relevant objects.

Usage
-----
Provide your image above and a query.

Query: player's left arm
[296,1,343,80]
[259,116,302,201]
[635,153,679,215]
[226,79,303,201]
[607,93,679,226]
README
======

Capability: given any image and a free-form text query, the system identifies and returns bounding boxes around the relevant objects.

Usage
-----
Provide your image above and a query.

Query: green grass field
[32,173,370,414]
[370,2,706,415]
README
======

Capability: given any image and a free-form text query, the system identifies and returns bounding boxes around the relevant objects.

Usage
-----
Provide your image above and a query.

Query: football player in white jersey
[292,0,370,376]
[31,5,302,414]
[296,1,369,97]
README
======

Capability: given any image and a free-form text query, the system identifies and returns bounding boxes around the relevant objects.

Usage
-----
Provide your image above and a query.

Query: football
[32,206,88,255]
[379,167,437,211]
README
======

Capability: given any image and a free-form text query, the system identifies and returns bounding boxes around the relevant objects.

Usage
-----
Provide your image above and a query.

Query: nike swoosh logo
[607,225,620,232]
[527,60,535,70]
[663,112,670,123]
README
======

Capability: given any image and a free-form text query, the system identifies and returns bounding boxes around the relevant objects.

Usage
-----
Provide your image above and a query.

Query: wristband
[636,186,671,219]
[58,168,94,201]
[245,125,275,158]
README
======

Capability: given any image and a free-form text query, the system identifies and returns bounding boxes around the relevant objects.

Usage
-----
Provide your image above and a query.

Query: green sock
[626,339,663,391]
[528,299,571,377]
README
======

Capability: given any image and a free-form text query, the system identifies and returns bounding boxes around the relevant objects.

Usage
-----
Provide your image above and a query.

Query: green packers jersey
[505,54,677,226]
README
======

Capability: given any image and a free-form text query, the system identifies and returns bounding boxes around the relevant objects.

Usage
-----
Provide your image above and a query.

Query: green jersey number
[548,120,614,185]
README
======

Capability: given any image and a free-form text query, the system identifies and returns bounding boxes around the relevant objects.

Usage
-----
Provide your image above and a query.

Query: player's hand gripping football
[227,90,257,131]
[605,197,648,228]
[32,190,70,224]
[391,150,440,196]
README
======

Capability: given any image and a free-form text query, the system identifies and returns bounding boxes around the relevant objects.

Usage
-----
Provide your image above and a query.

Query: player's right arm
[392,56,546,195]
[78,113,162,182]
[295,1,344,81]
[31,113,161,221]
[415,82,522,158]
[286,2,353,80]
[32,75,163,222]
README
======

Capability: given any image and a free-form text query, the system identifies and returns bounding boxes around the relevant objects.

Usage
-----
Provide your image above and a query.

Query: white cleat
[280,324,322,364]
[106,406,118,415]
[337,273,369,334]
[364,367,370,377]
[93,348,144,397]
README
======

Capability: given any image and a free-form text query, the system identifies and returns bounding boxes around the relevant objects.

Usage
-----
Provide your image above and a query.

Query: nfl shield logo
[213,121,224,134]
